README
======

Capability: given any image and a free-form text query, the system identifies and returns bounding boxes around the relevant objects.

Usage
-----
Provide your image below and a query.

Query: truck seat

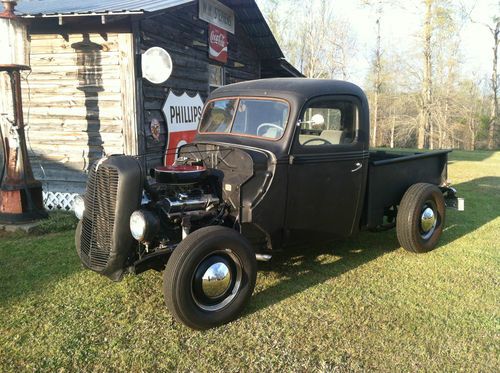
[320,130,343,144]
[298,134,319,143]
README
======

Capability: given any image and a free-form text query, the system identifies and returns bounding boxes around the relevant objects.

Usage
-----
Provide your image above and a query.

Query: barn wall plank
[21,32,127,194]
[119,33,139,155]
[12,6,271,194]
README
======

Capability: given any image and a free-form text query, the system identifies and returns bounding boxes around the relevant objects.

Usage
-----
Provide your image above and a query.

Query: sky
[258,0,498,89]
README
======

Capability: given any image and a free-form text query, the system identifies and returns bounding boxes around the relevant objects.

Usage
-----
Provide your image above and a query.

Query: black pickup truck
[74,78,460,329]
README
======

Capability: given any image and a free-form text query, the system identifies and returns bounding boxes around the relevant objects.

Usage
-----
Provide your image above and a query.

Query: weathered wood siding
[1,3,273,195]
[139,3,261,169]
[20,33,136,194]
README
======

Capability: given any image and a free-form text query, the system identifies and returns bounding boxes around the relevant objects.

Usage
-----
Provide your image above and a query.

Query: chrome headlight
[74,195,85,220]
[130,211,147,241]
[130,210,160,242]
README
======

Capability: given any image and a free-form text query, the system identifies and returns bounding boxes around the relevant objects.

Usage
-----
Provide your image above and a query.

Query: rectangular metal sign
[208,24,228,63]
[199,0,235,34]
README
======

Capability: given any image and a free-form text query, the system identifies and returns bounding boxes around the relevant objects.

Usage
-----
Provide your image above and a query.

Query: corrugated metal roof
[16,0,193,16]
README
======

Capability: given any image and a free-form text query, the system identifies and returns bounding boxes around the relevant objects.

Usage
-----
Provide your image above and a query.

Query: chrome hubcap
[192,250,242,312]
[420,206,437,239]
[201,262,232,298]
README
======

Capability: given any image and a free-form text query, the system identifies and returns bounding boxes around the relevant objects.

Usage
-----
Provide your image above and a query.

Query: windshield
[199,98,289,140]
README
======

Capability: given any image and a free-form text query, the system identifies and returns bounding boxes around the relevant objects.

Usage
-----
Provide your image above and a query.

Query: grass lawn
[0,150,498,372]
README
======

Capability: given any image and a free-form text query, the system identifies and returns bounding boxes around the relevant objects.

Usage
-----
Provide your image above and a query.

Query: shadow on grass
[247,176,500,315]
[247,231,398,315]
[439,176,499,245]
[1,177,497,313]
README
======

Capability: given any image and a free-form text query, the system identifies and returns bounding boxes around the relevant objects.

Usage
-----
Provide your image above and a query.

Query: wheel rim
[192,250,243,312]
[420,201,437,240]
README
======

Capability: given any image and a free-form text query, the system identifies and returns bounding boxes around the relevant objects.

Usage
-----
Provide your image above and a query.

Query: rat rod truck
[74,78,461,330]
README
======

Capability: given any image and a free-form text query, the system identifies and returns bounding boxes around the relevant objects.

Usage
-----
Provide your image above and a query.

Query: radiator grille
[80,163,119,271]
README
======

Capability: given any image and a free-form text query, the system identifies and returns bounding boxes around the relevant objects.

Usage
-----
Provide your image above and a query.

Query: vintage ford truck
[74,78,460,329]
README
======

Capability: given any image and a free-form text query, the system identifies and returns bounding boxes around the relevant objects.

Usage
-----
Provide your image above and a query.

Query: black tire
[396,183,446,253]
[163,226,257,330]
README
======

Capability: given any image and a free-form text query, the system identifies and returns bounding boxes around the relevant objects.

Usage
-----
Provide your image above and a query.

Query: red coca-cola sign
[209,24,228,63]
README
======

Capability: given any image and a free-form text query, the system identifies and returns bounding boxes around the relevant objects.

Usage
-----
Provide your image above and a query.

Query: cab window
[299,100,358,146]
[199,99,237,133]
[199,98,289,140]
[231,99,288,139]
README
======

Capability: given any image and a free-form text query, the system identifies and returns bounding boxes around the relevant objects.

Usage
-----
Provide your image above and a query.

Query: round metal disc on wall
[142,47,173,84]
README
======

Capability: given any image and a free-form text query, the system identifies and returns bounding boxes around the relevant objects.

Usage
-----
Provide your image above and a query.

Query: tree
[419,0,433,149]
[487,17,499,149]
[373,14,382,147]
[258,0,491,151]
[470,1,500,149]
[258,0,356,80]
[363,0,384,147]
[415,0,463,150]
[293,0,356,79]
[362,0,399,147]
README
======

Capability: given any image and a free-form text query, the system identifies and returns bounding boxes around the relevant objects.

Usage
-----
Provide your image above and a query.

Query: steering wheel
[302,138,332,146]
[256,123,284,137]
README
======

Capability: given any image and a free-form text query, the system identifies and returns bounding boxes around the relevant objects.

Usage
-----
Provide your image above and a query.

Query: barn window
[209,64,224,92]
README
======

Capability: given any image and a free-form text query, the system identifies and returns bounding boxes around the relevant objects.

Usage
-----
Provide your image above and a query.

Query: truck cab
[188,79,371,250]
[74,78,460,330]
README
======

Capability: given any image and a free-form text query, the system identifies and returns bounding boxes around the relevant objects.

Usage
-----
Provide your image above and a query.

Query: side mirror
[311,114,325,127]
[297,113,326,128]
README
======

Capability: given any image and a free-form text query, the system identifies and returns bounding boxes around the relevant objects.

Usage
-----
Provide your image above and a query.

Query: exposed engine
[130,163,225,252]
[75,155,229,280]
[75,145,262,281]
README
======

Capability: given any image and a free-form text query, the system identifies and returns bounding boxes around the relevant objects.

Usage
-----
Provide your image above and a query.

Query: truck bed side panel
[363,150,450,228]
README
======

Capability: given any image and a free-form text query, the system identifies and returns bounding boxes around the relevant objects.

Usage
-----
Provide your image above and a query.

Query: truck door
[285,95,368,238]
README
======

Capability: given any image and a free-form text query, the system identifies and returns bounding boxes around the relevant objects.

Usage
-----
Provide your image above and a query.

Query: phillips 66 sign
[161,91,204,165]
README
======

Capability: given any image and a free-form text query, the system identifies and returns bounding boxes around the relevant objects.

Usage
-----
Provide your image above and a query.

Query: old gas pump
[0,0,46,224]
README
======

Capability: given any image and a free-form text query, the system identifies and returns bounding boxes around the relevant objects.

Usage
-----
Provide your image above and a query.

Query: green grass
[1,150,499,372]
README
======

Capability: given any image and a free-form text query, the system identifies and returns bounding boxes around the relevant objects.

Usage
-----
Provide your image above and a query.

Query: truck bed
[363,149,451,228]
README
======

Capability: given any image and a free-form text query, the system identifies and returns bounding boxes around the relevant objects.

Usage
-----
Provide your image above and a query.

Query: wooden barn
[0,0,300,208]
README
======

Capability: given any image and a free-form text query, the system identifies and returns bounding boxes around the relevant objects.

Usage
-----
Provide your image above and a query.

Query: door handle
[351,162,362,172]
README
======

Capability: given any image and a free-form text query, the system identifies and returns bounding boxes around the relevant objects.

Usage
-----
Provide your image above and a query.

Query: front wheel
[163,226,257,330]
[396,183,446,253]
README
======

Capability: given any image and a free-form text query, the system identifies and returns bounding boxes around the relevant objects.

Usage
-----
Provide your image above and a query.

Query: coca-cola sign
[209,24,228,63]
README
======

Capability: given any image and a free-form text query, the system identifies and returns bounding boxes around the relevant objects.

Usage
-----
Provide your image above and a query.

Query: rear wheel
[163,226,257,330]
[396,183,446,253]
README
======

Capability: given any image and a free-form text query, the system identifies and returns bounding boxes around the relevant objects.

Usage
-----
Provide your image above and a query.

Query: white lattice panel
[43,192,79,211]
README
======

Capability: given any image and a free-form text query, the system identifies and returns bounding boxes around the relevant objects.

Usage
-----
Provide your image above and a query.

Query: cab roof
[196,78,370,157]
[210,78,367,103]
